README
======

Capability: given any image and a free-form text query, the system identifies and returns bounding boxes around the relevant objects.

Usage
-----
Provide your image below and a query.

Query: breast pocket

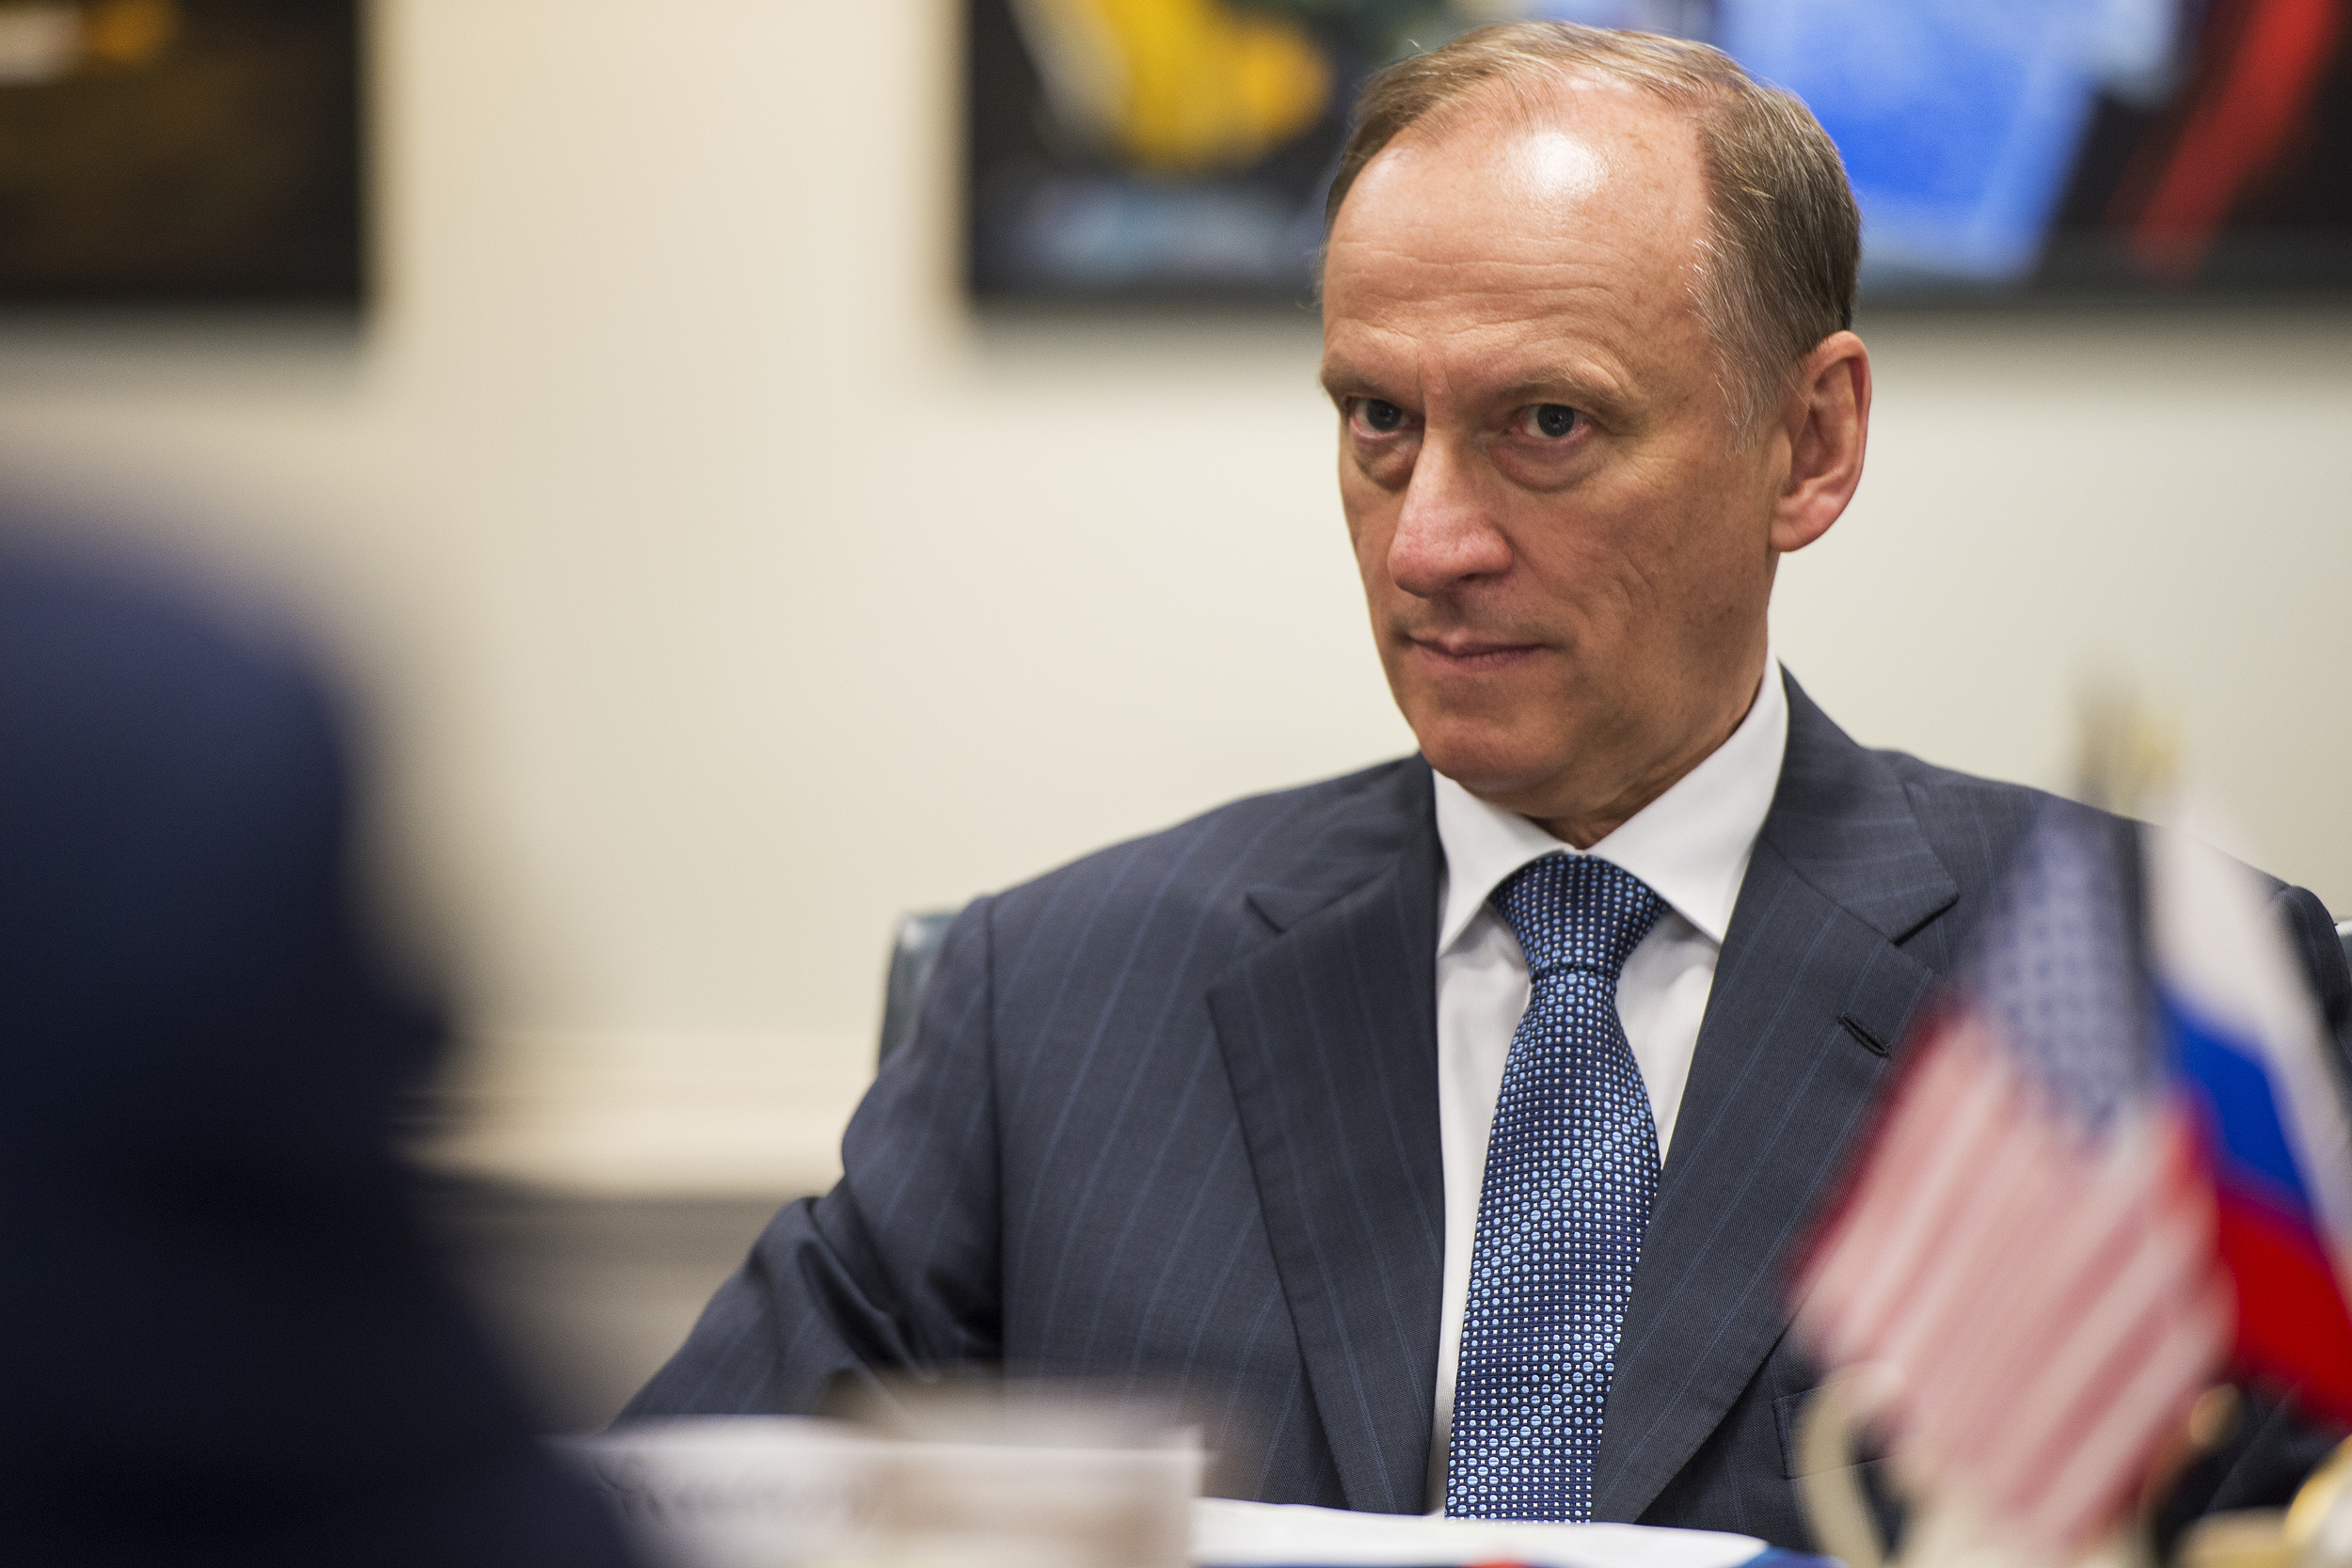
[1772,1386,1908,1554]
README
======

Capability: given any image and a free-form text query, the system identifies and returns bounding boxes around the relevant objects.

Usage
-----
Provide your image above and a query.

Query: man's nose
[1387,434,1513,596]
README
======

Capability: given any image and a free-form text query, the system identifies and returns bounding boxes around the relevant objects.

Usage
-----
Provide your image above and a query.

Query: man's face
[1320,87,1789,836]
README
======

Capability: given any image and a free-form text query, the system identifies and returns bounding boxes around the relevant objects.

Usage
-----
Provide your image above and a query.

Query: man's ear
[1769,330,1871,555]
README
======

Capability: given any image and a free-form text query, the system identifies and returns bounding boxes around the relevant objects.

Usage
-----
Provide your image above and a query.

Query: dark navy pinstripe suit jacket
[627,673,2352,1547]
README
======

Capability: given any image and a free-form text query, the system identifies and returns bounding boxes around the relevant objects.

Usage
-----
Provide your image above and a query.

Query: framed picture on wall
[0,0,363,305]
[966,0,2352,306]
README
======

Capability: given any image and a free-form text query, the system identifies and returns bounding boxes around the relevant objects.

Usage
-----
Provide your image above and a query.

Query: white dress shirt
[1424,659,1790,1506]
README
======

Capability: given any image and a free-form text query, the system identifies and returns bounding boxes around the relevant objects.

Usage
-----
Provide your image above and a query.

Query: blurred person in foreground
[627,21,2352,1547]
[0,529,633,1566]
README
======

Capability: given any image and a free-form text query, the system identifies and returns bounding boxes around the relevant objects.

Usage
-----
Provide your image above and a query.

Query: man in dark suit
[624,21,2351,1546]
[0,532,636,1567]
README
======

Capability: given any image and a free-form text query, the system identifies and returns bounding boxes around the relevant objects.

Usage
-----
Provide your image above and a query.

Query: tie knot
[1491,854,1664,978]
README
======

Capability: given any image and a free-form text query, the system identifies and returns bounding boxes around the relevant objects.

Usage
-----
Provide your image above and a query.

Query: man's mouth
[1406,635,1544,670]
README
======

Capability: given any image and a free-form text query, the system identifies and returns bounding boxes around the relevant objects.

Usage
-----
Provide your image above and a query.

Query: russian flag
[2148,815,2352,1424]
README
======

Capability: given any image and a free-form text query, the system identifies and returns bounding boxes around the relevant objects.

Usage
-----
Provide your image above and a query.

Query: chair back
[879,907,965,1066]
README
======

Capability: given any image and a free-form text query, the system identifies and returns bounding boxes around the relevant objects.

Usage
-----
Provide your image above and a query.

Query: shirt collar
[1433,657,1790,954]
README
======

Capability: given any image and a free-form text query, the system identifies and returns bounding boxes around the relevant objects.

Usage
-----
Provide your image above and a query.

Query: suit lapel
[1596,676,1959,1522]
[1209,762,1446,1515]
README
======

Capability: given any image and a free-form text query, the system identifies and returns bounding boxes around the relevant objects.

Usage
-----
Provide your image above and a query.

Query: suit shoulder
[1864,747,2300,913]
[1867,746,2124,897]
[987,756,1431,925]
[1874,747,2067,824]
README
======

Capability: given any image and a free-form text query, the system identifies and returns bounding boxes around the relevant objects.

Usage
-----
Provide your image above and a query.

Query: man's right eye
[1356,398,1405,433]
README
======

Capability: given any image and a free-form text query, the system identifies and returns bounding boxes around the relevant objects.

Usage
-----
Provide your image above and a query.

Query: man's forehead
[1327,85,1710,314]
[1320,79,1720,415]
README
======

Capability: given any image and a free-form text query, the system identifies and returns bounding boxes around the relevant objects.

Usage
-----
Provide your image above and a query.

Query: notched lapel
[1246,881,1343,935]
[1210,797,1446,1515]
[1595,677,1957,1523]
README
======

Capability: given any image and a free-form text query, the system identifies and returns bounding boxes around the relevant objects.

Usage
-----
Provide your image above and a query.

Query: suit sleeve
[2280,884,2352,1073]
[620,896,1009,1418]
[2153,882,2352,1547]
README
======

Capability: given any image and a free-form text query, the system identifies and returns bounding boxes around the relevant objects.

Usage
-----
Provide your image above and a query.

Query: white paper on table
[1192,1497,1767,1568]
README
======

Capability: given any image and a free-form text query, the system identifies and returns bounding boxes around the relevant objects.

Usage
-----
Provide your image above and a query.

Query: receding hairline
[1329,69,1718,255]
[1326,46,1742,235]
[1369,61,1713,167]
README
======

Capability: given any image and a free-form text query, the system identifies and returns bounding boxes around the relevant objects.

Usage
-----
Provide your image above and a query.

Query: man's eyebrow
[1316,356,1384,399]
[1489,365,1635,415]
[1314,356,1639,416]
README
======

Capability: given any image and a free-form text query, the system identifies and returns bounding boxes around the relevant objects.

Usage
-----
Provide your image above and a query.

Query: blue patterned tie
[1446,854,1666,1523]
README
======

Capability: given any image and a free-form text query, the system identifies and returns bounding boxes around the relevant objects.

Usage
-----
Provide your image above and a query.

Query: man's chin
[1414,730,1565,810]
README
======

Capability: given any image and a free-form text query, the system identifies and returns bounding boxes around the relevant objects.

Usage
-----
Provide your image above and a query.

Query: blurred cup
[554,1416,879,1568]
[844,1373,1206,1568]
[560,1393,1204,1568]
[866,1433,1202,1568]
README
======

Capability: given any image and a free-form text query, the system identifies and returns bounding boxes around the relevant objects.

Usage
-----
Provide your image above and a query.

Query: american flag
[1792,811,2233,1556]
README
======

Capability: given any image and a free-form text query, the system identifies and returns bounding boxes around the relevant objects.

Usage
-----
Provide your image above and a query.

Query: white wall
[3,0,2344,1192]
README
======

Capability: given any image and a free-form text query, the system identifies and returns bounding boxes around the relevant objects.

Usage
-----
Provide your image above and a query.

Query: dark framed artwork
[966,0,2352,306]
[0,0,363,305]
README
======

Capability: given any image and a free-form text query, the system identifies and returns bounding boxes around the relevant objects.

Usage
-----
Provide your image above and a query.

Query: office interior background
[5,0,2348,1426]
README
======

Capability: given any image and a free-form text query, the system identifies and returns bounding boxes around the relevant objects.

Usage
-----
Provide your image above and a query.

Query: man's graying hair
[1325,23,1860,442]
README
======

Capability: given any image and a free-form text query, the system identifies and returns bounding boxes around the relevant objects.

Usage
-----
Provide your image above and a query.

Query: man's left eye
[1527,404,1580,438]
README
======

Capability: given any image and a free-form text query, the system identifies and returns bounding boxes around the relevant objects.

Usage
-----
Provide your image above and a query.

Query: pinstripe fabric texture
[623,673,2352,1549]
